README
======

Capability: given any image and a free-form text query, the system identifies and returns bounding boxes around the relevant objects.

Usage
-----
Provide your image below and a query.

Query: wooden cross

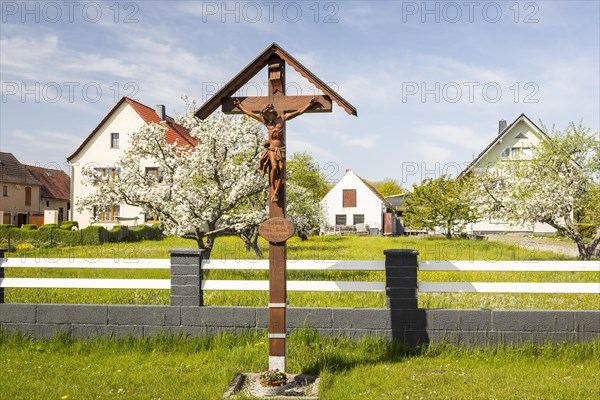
[195,43,356,372]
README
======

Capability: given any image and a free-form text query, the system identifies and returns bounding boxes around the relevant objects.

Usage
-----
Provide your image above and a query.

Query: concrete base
[222,373,319,399]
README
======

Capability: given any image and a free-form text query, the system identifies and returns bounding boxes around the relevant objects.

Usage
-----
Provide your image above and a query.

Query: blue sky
[1,0,598,187]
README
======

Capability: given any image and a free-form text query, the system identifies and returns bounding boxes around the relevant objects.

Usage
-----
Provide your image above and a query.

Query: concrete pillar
[169,248,205,307]
[384,249,419,309]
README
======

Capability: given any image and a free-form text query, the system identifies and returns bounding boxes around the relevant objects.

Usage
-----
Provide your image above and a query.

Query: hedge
[39,224,59,230]
[59,220,79,230]
[1,226,107,246]
[1,223,162,249]
[20,224,37,230]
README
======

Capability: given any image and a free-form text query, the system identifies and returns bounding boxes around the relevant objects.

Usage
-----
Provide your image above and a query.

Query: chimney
[156,105,166,121]
[498,119,507,134]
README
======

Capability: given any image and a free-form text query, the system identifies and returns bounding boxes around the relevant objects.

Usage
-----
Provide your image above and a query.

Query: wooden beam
[195,43,357,119]
[221,95,332,114]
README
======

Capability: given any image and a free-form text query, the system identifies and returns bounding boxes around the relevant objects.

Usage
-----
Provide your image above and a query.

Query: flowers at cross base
[259,369,287,386]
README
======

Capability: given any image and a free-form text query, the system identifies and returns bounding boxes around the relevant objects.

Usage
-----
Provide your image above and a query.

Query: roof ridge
[347,169,392,207]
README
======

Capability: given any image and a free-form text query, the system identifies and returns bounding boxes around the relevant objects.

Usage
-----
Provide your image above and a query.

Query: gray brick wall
[1,303,598,346]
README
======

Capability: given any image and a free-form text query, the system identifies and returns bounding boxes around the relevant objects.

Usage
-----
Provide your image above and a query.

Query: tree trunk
[238,229,263,258]
[445,222,453,239]
[544,218,599,260]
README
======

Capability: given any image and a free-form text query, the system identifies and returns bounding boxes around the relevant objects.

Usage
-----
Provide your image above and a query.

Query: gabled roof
[0,152,40,186]
[195,42,357,119]
[68,97,196,161]
[326,169,392,208]
[459,113,550,178]
[25,165,70,201]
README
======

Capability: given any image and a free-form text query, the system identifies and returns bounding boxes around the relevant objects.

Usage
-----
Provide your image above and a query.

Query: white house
[460,113,556,234]
[67,97,196,228]
[321,169,397,235]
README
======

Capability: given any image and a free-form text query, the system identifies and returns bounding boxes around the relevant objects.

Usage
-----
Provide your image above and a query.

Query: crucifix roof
[195,43,357,119]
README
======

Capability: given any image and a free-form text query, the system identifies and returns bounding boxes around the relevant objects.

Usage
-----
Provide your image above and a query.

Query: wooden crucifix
[195,43,357,372]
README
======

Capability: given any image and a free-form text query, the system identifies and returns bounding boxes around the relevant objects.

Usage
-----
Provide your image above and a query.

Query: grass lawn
[1,331,598,400]
[3,236,599,310]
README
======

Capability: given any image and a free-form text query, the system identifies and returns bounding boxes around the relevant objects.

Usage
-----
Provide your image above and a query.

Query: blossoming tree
[79,98,265,258]
[475,122,600,260]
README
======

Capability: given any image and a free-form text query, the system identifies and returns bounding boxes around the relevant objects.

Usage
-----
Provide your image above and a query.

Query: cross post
[195,43,357,374]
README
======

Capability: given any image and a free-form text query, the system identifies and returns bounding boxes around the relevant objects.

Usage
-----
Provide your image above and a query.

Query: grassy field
[3,235,599,309]
[1,330,598,400]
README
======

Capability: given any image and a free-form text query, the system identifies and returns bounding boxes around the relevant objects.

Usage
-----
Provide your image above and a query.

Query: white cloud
[334,131,379,149]
[419,124,490,152]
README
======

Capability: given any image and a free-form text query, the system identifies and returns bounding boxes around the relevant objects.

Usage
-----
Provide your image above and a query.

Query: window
[25,186,32,206]
[342,189,357,207]
[93,167,119,184]
[501,147,533,161]
[335,215,347,225]
[2,186,7,196]
[145,167,163,183]
[111,133,120,148]
[46,200,50,207]
[58,207,64,221]
[353,214,365,225]
[512,147,532,160]
[93,205,120,222]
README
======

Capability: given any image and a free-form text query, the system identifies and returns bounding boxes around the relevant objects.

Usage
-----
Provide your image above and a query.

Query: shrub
[108,225,129,242]
[81,226,109,245]
[20,224,37,230]
[0,224,14,236]
[39,224,59,230]
[59,221,79,230]
[129,224,164,241]
[576,224,597,239]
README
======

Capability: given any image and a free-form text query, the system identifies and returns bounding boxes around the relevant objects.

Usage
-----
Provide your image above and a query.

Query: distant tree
[404,175,479,238]
[475,122,600,260]
[369,177,404,197]
[287,151,331,201]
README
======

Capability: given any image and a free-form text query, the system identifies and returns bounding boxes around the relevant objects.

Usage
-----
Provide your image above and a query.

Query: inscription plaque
[259,217,295,243]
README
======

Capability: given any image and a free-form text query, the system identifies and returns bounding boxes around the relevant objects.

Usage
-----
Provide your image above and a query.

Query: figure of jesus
[233,97,317,202]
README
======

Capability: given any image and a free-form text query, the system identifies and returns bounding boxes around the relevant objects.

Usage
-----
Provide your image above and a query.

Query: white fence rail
[0,258,598,294]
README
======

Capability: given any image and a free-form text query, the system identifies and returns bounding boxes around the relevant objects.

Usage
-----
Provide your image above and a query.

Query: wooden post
[267,54,287,372]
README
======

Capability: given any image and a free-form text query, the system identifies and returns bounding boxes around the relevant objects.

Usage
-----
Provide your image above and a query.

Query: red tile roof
[25,165,70,201]
[68,97,196,161]
[124,97,197,147]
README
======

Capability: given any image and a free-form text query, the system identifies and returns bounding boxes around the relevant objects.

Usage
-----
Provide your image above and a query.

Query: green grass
[3,236,599,309]
[1,330,599,399]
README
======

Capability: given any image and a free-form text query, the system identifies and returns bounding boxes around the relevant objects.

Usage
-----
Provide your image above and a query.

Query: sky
[1,0,599,188]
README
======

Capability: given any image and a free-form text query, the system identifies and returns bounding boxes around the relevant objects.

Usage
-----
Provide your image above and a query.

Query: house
[459,113,556,234]
[67,97,196,228]
[0,152,42,226]
[320,169,397,235]
[25,165,71,225]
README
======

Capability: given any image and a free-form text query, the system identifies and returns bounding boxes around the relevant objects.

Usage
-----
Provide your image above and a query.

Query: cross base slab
[269,356,286,372]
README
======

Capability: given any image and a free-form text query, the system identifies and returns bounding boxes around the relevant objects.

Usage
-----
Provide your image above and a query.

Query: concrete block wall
[1,304,598,345]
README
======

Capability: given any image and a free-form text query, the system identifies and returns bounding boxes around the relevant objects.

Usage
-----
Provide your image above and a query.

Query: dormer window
[111,133,120,148]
